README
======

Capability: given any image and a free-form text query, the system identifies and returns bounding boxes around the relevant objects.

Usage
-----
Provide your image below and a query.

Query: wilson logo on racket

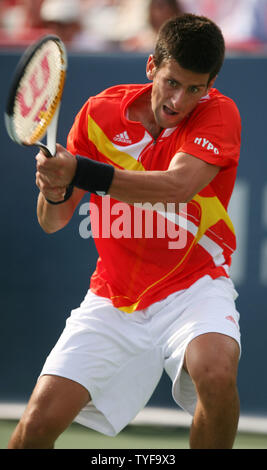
[34,98,49,123]
[18,53,50,119]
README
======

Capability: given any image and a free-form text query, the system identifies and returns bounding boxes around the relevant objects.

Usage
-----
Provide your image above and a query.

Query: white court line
[133,407,267,435]
[0,403,266,435]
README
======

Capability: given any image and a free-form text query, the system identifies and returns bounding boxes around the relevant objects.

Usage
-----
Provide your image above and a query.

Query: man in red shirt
[8,14,241,449]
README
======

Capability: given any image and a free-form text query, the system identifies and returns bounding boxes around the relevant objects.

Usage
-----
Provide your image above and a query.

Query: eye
[189,86,200,94]
[167,79,177,88]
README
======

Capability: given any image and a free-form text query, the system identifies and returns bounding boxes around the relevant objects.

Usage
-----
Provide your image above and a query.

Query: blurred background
[1,0,267,53]
[0,0,266,447]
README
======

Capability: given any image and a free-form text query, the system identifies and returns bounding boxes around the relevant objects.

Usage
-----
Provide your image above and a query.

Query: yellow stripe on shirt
[193,194,235,241]
[116,195,235,313]
[88,115,146,171]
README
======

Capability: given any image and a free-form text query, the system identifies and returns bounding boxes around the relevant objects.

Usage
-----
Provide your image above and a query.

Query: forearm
[71,156,187,207]
[108,153,219,206]
[35,147,219,217]
[36,148,188,208]
[37,188,84,233]
[71,153,216,207]
[109,168,182,206]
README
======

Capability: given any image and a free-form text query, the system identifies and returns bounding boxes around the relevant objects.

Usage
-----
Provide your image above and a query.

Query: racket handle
[38,143,53,158]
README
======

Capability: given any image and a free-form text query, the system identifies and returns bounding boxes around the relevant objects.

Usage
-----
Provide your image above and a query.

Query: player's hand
[36,170,67,202]
[36,143,77,188]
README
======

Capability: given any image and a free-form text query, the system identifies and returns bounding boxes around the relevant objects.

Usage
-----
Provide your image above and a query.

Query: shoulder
[90,84,145,105]
[86,84,150,128]
[72,84,133,123]
[179,88,241,168]
[191,88,241,126]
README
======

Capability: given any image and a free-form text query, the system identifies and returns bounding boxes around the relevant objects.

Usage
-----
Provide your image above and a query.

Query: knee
[185,334,240,411]
[192,363,238,404]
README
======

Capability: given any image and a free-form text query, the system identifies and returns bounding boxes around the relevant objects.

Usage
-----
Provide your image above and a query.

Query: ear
[207,76,217,91]
[146,55,157,81]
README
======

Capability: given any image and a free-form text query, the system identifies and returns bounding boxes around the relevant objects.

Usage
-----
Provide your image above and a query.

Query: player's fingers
[36,171,65,196]
[36,170,55,187]
[45,189,66,202]
[36,158,66,186]
[36,179,66,202]
[36,147,75,187]
[44,191,66,203]
[55,143,66,154]
[36,144,72,167]
[35,151,61,174]
[35,151,49,166]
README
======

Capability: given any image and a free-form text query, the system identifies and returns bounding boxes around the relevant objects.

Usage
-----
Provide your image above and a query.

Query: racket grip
[38,144,53,158]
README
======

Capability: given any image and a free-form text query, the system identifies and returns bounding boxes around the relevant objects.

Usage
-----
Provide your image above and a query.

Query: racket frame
[5,34,67,158]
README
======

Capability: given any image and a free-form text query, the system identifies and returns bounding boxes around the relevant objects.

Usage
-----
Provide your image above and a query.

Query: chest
[89,109,186,171]
[111,128,184,171]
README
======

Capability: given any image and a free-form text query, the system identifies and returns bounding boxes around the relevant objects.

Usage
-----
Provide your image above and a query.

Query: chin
[161,118,182,129]
[158,112,184,129]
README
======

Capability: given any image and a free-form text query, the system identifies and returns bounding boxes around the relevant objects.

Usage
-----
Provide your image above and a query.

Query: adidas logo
[113,131,132,144]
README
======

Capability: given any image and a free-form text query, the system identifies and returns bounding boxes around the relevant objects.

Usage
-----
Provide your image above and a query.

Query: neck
[128,89,162,139]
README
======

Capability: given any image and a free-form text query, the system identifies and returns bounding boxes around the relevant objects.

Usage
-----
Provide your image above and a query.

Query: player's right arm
[36,175,85,234]
[36,100,92,233]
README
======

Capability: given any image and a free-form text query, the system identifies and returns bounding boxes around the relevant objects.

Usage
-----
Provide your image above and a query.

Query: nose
[170,89,186,110]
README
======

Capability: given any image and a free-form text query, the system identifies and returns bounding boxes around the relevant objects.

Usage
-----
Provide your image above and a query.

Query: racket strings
[13,40,66,145]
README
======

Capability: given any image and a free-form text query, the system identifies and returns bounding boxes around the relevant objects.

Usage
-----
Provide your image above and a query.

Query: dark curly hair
[154,14,225,82]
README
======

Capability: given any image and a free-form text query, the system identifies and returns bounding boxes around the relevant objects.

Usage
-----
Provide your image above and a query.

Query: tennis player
[8,14,242,449]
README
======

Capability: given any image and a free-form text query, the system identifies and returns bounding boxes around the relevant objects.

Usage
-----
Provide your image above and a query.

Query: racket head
[5,35,67,151]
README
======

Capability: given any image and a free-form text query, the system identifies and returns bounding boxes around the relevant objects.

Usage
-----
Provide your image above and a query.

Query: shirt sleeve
[179,94,241,168]
[67,98,99,160]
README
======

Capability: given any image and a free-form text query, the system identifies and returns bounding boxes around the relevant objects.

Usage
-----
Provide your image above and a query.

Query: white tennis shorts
[40,274,241,437]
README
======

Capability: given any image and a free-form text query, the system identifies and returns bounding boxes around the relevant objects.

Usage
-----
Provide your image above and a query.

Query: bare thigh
[21,375,91,433]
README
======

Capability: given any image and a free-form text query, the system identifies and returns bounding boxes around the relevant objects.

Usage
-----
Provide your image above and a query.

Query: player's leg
[184,332,240,449]
[8,374,90,449]
[8,290,165,448]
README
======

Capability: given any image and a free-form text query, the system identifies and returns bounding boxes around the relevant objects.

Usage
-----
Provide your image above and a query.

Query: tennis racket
[5,35,67,158]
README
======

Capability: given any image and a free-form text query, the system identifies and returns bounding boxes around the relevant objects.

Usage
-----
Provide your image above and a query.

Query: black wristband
[45,184,74,205]
[71,155,114,196]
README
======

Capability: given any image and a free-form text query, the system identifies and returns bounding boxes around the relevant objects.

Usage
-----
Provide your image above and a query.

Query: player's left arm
[36,148,220,208]
[109,152,220,207]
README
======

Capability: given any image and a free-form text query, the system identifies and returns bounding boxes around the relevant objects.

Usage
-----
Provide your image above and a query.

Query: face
[146,56,215,129]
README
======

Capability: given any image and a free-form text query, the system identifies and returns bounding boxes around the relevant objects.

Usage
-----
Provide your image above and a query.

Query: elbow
[41,226,58,234]
[167,181,192,207]
[41,224,66,234]
[180,191,195,204]
[38,221,59,234]
[37,215,66,234]
[164,170,191,206]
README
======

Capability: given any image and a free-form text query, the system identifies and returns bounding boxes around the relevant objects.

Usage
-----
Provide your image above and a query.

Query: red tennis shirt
[67,83,241,312]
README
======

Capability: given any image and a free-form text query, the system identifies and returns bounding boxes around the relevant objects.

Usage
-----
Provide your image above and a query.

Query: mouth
[162,105,179,117]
